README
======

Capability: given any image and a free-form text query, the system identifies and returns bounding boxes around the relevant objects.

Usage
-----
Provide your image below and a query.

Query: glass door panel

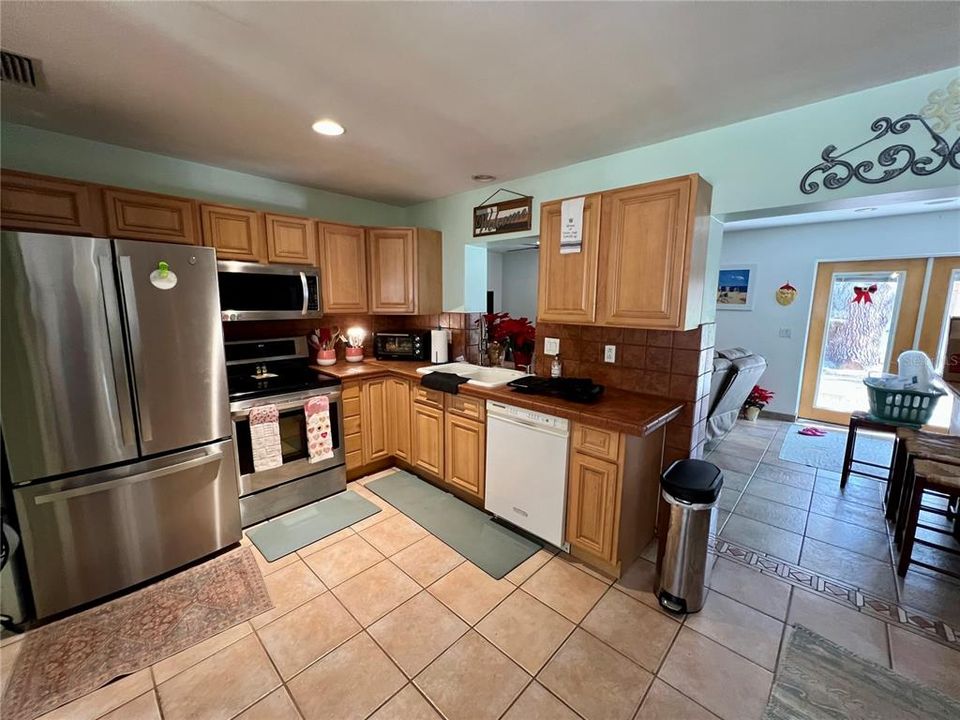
[919,257,960,429]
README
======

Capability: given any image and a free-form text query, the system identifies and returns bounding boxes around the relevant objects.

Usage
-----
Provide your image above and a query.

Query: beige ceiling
[2,1,958,206]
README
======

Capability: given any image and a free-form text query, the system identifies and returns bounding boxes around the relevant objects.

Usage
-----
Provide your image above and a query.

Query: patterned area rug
[764,625,960,719]
[779,422,894,473]
[2,547,271,720]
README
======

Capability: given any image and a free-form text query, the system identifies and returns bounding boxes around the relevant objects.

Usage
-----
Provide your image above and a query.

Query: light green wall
[0,123,405,226]
[407,66,960,310]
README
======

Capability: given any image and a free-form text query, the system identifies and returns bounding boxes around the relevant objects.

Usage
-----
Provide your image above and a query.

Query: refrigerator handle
[118,255,153,443]
[98,254,136,449]
[300,271,308,316]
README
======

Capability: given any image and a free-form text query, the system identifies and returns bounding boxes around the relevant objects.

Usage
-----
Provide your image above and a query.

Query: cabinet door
[566,451,620,562]
[599,177,691,328]
[319,223,369,312]
[265,213,318,265]
[444,414,485,501]
[0,171,102,235]
[367,228,416,313]
[412,403,443,478]
[103,188,200,245]
[361,378,390,465]
[200,204,265,262]
[537,194,601,323]
[386,377,412,461]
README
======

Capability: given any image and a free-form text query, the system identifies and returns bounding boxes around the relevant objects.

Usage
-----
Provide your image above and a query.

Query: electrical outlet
[544,337,560,355]
[779,328,792,339]
[604,345,616,363]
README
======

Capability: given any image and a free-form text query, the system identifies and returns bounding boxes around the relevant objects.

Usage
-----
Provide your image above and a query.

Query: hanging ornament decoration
[851,284,878,304]
[775,283,798,306]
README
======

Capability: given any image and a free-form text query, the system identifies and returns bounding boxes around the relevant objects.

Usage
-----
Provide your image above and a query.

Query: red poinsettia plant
[744,385,775,410]
[476,313,536,366]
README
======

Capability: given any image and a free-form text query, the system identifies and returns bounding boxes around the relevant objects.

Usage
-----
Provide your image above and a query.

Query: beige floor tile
[295,527,355,559]
[369,684,442,720]
[156,634,280,720]
[361,513,429,556]
[257,591,361,679]
[234,687,302,720]
[539,628,652,720]
[391,535,464,587]
[658,628,772,720]
[889,626,960,701]
[350,486,399,531]
[615,558,680,620]
[415,631,529,720]
[685,592,783,671]
[719,515,803,564]
[242,535,300,577]
[301,533,384,588]
[1,636,23,694]
[333,560,420,626]
[427,562,514,624]
[502,681,579,720]
[707,558,791,620]
[153,621,252,684]
[99,691,161,720]
[287,633,406,720]
[368,592,469,677]
[36,669,153,720]
[505,549,556,585]
[475,589,574,674]
[581,587,679,673]
[522,556,608,623]
[558,552,616,584]
[787,588,890,667]
[635,680,719,720]
[250,561,326,629]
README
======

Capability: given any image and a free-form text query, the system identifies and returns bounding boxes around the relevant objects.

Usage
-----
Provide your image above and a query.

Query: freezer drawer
[14,439,241,618]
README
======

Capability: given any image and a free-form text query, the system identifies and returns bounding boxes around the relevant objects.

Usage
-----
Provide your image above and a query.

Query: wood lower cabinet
[1,170,104,235]
[201,203,265,262]
[318,223,368,313]
[343,383,363,471]
[412,401,444,478]
[567,452,620,562]
[367,227,442,314]
[360,378,390,465]
[444,413,485,501]
[537,193,602,323]
[265,213,317,265]
[103,188,200,245]
[386,377,412,461]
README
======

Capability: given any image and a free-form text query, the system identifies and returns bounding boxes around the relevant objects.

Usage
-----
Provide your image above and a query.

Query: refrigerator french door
[1,232,241,618]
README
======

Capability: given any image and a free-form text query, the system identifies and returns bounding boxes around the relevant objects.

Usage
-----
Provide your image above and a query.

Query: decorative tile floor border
[708,536,960,651]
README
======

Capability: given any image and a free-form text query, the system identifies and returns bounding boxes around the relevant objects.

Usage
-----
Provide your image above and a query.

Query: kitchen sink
[416,362,531,389]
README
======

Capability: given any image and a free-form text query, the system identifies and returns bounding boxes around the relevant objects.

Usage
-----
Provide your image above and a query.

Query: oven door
[231,389,344,496]
[218,261,321,321]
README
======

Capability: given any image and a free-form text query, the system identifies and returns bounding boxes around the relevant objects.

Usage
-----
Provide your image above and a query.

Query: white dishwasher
[484,401,570,548]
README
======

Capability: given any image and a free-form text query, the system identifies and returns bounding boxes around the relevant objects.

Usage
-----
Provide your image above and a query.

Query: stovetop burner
[227,359,339,403]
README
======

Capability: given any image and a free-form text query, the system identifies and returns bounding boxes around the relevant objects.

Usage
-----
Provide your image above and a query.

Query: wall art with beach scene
[717,265,756,310]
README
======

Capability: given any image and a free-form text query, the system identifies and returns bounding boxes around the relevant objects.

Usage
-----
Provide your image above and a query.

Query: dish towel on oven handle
[249,404,283,472]
[305,395,334,462]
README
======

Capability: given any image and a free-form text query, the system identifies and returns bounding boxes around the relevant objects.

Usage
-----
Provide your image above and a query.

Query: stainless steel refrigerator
[1,232,241,618]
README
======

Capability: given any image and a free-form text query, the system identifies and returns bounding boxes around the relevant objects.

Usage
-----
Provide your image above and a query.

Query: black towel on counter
[421,371,471,394]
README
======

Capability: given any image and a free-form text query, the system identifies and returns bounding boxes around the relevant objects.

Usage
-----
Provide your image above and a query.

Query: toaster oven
[373,331,430,361]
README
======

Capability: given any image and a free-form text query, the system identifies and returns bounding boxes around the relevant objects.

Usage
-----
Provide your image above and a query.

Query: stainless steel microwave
[217,261,321,321]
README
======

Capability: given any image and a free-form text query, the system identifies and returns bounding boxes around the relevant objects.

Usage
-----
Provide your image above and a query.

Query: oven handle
[231,390,342,419]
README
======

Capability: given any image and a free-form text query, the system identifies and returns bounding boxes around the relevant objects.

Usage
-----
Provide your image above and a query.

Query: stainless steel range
[226,337,345,527]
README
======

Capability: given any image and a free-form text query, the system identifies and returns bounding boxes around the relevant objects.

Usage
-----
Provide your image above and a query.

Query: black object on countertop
[660,459,723,504]
[506,376,605,403]
[421,371,471,394]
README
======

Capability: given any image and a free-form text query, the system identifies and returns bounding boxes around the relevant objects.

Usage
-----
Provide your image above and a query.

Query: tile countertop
[312,360,683,437]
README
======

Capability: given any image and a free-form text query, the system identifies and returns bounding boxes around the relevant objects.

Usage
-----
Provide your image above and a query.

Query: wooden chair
[840,410,908,489]
[896,457,960,578]
[886,428,959,520]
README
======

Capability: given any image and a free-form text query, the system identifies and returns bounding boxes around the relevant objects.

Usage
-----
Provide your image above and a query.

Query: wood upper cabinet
[265,213,317,265]
[103,188,200,245]
[367,227,442,315]
[318,223,368,312]
[200,203,265,262]
[444,414,485,501]
[386,376,412,461]
[566,451,620,562]
[412,401,444,478]
[1,170,104,235]
[537,193,602,324]
[360,378,390,465]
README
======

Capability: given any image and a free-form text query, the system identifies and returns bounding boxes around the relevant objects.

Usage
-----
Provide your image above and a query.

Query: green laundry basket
[863,377,945,425]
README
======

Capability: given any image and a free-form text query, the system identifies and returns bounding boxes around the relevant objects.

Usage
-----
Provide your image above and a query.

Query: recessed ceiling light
[472,174,496,182]
[854,207,878,213]
[312,119,344,136]
[924,198,956,205]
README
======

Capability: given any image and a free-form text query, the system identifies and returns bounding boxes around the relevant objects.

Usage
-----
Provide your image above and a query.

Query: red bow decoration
[852,284,877,304]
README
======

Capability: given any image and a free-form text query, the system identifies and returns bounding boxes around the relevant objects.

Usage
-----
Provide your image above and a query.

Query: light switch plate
[604,345,616,363]
[544,337,560,355]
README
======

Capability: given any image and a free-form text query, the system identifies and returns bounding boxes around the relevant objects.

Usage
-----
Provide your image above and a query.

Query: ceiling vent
[1,50,40,89]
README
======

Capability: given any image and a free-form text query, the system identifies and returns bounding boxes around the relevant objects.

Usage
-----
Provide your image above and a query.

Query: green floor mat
[247,490,380,561]
[366,470,541,579]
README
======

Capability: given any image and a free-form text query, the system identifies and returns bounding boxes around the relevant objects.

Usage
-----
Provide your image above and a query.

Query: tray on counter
[506,376,605,404]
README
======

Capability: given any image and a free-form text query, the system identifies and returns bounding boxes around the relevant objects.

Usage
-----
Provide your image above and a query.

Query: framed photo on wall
[717,265,756,310]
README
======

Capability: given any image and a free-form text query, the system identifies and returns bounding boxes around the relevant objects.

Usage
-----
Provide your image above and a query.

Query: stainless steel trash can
[657,459,723,614]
